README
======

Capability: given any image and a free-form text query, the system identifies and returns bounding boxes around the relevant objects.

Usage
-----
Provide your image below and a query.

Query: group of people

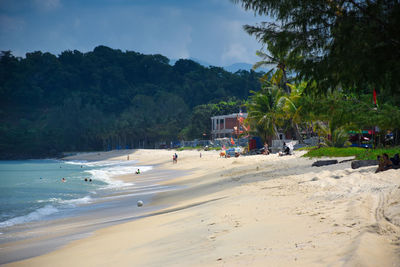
[376,153,400,173]
[61,177,94,182]
[277,142,292,156]
[262,142,292,156]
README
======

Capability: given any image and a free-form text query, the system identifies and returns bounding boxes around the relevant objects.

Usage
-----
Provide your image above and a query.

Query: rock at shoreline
[351,160,378,169]
[312,160,338,167]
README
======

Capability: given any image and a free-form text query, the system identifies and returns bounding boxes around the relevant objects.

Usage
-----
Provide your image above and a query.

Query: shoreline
[0,151,186,264]
[5,149,400,266]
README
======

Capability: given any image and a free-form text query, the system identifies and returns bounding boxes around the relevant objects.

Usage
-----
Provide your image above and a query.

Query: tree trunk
[282,67,290,94]
[293,122,304,143]
[273,124,280,140]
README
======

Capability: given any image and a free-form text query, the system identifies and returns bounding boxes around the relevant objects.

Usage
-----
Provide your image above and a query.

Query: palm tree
[252,41,295,94]
[277,83,306,143]
[251,43,309,143]
[246,84,285,141]
[314,121,351,148]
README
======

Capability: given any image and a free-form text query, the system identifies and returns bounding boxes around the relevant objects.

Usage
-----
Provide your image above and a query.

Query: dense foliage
[233,0,400,103]
[303,147,400,160]
[0,46,262,158]
[239,0,400,149]
[247,79,400,147]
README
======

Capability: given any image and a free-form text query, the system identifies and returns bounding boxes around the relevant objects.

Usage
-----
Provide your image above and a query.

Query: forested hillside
[0,46,262,158]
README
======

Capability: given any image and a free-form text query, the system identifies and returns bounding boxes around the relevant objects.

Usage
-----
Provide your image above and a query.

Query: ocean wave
[36,197,62,203]
[60,196,92,205]
[65,160,153,188]
[85,165,152,189]
[0,205,59,228]
[64,160,134,168]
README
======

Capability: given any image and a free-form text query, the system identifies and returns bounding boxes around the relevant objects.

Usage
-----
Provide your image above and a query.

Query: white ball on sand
[137,200,143,207]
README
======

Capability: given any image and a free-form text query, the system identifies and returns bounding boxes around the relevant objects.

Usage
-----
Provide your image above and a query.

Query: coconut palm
[314,121,351,148]
[276,83,308,143]
[246,84,285,141]
[253,49,290,94]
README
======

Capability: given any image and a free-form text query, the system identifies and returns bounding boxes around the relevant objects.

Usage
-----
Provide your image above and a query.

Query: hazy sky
[0,0,266,66]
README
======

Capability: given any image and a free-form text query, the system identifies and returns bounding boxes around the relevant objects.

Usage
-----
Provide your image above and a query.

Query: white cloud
[215,18,260,65]
[0,15,25,32]
[1,0,265,65]
[73,18,80,28]
[33,0,61,11]
[222,43,252,63]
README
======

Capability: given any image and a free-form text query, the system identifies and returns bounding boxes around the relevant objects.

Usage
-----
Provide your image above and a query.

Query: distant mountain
[169,57,212,67]
[223,62,252,72]
[169,58,270,73]
[189,57,212,67]
[223,62,271,73]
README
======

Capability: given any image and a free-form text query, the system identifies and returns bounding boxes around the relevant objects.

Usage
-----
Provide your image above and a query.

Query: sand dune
[8,149,400,266]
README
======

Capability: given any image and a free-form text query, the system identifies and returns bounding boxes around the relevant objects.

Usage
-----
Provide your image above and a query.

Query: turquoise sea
[0,159,152,229]
[0,157,184,264]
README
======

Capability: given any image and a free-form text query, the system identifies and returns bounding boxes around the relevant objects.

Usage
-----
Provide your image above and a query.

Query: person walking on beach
[175,153,178,163]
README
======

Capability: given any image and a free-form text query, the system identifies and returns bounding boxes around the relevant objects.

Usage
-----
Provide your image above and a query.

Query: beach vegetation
[232,0,400,102]
[303,147,400,161]
[313,122,351,148]
[246,84,285,141]
[180,98,246,140]
[296,146,317,151]
[236,0,400,149]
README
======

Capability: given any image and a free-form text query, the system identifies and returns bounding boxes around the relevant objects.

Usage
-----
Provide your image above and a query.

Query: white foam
[60,196,92,205]
[0,205,59,228]
[36,198,62,203]
[65,160,134,168]
[85,164,152,189]
[65,160,153,188]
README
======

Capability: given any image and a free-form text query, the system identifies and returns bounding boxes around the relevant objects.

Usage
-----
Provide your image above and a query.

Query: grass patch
[303,147,400,160]
[296,146,317,151]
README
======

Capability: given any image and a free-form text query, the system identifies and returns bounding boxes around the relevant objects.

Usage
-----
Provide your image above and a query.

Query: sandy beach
[6,149,400,267]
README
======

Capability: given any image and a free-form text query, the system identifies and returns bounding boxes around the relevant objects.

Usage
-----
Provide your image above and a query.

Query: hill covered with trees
[0,46,262,158]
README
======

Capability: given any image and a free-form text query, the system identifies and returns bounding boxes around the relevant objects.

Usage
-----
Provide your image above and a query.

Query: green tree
[0,47,264,158]
[252,43,294,94]
[233,0,400,102]
[314,122,352,148]
[247,84,285,141]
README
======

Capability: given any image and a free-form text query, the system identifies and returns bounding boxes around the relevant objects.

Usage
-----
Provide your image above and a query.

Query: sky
[0,0,267,66]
